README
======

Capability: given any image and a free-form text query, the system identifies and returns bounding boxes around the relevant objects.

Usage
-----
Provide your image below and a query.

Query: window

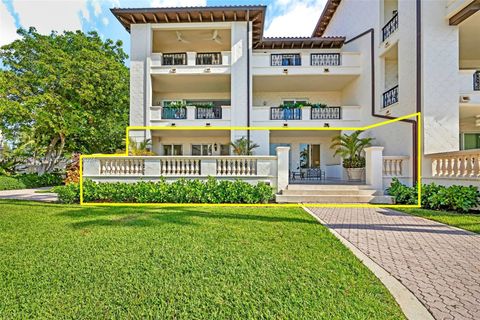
[163,145,183,156]
[192,144,213,156]
[271,54,301,66]
[462,133,480,150]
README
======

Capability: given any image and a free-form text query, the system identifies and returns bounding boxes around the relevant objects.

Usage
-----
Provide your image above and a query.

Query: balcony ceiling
[253,75,357,92]
[152,74,231,93]
[153,29,231,52]
[459,10,480,60]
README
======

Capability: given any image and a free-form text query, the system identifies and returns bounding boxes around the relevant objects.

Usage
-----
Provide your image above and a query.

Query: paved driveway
[0,187,58,202]
[307,207,480,320]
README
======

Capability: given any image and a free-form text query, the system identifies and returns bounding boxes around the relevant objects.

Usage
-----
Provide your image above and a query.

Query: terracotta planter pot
[346,168,364,181]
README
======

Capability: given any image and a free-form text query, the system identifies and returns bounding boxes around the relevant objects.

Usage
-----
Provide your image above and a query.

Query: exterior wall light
[323,123,330,128]
[204,68,211,73]
[169,68,176,73]
[283,69,288,74]
[171,123,176,127]
[206,123,211,126]
[324,68,330,73]
[283,123,288,127]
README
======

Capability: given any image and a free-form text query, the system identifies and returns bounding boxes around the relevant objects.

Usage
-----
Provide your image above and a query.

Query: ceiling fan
[175,31,190,43]
[206,30,222,44]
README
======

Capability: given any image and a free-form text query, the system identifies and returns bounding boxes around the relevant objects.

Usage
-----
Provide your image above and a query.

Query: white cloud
[11,0,90,34]
[265,0,327,37]
[150,0,206,7]
[92,0,102,16]
[102,17,109,26]
[0,1,20,46]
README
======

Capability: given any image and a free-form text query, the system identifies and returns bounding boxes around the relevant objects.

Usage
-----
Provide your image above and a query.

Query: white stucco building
[82,0,480,203]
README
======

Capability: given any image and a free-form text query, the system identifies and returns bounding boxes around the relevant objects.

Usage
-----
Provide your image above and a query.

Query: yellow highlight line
[80,112,422,208]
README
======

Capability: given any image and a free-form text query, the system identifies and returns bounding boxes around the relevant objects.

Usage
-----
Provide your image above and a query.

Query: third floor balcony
[151,51,231,75]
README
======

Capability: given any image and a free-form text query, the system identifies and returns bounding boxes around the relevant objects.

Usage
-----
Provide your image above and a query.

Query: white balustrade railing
[100,158,145,175]
[383,156,409,177]
[428,150,480,178]
[217,158,257,176]
[160,158,201,176]
[85,156,277,178]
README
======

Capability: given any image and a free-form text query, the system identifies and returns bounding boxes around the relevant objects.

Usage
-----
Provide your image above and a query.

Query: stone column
[276,146,290,192]
[365,146,384,191]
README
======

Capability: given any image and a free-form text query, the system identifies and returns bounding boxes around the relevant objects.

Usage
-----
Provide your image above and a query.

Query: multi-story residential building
[82,0,480,203]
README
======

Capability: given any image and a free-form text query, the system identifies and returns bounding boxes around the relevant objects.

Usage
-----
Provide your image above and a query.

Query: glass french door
[299,144,321,168]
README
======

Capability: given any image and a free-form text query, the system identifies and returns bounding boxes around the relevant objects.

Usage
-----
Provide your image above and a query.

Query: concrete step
[286,184,372,191]
[275,194,395,204]
[281,189,377,196]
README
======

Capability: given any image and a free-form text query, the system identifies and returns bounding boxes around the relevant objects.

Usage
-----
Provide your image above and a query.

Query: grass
[396,208,480,234]
[0,200,404,319]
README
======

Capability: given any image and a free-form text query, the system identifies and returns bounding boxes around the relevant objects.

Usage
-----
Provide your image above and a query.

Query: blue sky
[0,0,328,60]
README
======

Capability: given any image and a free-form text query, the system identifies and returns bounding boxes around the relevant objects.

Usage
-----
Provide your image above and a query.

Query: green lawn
[0,200,404,319]
[396,208,480,234]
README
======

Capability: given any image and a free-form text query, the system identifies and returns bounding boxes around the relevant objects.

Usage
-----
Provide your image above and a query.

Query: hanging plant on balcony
[190,102,214,108]
[168,101,187,109]
[310,103,328,108]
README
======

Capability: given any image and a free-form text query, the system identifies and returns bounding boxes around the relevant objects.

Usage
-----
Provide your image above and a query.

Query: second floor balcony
[382,12,399,42]
[151,104,230,123]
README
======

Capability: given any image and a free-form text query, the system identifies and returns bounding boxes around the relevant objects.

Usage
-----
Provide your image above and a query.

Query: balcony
[311,53,341,66]
[151,51,231,75]
[310,106,341,120]
[150,105,231,124]
[195,106,222,119]
[270,107,302,120]
[161,107,187,119]
[383,85,399,108]
[382,13,399,42]
[252,52,361,77]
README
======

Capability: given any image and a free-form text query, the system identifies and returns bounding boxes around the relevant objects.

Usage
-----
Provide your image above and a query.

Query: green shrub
[387,178,479,213]
[0,176,26,191]
[57,177,275,204]
[53,183,80,204]
[386,178,418,205]
[16,172,64,188]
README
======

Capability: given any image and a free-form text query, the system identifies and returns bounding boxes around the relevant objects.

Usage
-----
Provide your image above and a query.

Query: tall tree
[0,28,129,172]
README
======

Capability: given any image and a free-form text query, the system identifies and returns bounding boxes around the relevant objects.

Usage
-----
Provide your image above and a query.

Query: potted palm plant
[330,130,374,181]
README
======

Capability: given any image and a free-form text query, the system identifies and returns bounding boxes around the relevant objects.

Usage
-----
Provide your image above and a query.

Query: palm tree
[129,138,155,156]
[330,130,374,168]
[230,137,259,155]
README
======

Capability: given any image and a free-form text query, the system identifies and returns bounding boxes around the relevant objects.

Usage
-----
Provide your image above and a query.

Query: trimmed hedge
[0,173,63,191]
[0,176,27,191]
[387,178,479,213]
[54,177,275,204]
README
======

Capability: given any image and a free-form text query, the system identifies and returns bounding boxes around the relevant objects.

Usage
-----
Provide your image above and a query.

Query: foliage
[167,101,186,108]
[0,176,26,190]
[386,178,418,205]
[65,154,80,184]
[0,143,30,175]
[387,178,479,213]
[0,28,129,173]
[278,102,328,109]
[330,130,374,168]
[230,137,259,155]
[57,177,274,204]
[16,172,63,188]
[0,172,63,190]
[188,102,214,108]
[53,183,80,204]
[128,139,156,156]
[0,201,405,319]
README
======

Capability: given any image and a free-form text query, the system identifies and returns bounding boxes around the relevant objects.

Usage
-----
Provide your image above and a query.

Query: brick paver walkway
[0,187,57,202]
[307,207,480,320]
